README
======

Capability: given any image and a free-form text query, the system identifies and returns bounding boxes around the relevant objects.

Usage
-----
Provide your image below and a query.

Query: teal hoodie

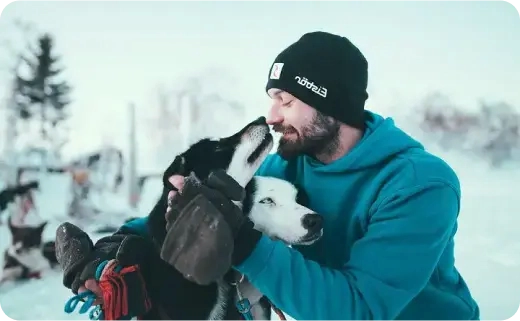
[233,111,479,320]
[122,111,479,320]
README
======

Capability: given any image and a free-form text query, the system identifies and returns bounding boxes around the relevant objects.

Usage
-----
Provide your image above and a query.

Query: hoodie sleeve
[234,181,460,320]
[119,217,150,238]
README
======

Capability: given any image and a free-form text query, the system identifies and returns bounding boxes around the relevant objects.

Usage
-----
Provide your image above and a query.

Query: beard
[273,111,341,161]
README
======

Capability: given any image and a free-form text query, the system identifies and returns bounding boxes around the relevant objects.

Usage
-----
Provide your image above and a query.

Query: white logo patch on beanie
[270,63,284,80]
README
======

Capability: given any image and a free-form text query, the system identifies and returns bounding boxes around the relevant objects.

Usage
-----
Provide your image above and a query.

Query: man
[58,31,480,320]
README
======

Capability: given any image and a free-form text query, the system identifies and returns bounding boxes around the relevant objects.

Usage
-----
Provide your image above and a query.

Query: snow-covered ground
[0,148,519,320]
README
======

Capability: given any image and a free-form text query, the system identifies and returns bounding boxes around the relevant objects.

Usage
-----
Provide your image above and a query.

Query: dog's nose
[252,116,267,125]
[301,214,323,233]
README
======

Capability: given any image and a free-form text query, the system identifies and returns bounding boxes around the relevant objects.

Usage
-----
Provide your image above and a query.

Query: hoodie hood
[304,111,424,173]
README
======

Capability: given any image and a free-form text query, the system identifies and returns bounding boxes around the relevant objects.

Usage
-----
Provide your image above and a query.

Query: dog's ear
[28,181,39,190]
[37,221,48,232]
[7,215,16,233]
[163,155,186,188]
[172,155,186,174]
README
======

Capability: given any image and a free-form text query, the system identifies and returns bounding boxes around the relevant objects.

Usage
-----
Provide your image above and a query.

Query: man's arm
[235,182,460,320]
[119,216,150,238]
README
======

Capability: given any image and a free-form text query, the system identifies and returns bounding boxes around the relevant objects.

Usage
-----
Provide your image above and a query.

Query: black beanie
[265,31,369,129]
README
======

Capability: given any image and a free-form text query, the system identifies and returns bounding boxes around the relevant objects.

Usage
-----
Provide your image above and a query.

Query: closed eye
[282,100,293,107]
[259,197,275,205]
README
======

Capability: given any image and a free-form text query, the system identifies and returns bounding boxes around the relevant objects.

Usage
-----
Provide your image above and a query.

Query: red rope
[97,264,152,320]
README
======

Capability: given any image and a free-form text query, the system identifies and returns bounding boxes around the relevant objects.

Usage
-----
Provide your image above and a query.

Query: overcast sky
[0,1,518,159]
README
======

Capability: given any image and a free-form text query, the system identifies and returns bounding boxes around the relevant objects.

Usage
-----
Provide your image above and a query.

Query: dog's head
[163,116,274,188]
[150,116,274,247]
[8,219,47,249]
[6,219,50,271]
[243,177,323,246]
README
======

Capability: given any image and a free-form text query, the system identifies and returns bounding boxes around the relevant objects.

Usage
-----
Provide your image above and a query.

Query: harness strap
[232,272,287,320]
[268,299,287,320]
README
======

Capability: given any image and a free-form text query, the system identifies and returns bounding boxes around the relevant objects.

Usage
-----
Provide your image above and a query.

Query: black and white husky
[1,217,57,283]
[145,116,323,320]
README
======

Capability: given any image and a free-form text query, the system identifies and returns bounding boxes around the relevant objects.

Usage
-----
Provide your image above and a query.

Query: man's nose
[266,105,283,125]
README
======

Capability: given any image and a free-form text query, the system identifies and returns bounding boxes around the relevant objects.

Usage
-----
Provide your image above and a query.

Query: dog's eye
[259,197,275,205]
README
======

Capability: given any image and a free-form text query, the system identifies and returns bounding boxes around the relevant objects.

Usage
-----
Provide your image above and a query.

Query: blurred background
[0,1,518,320]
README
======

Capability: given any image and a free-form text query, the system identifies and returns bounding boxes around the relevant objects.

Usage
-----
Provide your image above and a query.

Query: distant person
[57,31,480,320]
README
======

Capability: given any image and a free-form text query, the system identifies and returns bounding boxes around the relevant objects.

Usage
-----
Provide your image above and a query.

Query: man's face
[266,89,340,160]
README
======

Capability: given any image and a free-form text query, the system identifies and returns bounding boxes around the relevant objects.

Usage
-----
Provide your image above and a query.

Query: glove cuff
[232,219,262,266]
[65,256,92,291]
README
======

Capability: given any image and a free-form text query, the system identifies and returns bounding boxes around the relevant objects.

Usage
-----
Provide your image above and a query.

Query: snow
[1,148,520,320]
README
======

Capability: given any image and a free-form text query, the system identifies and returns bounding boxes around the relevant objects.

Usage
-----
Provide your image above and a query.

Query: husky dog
[145,116,323,319]
[1,218,53,282]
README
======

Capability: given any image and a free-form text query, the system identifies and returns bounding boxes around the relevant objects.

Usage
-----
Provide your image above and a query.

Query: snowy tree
[14,32,72,160]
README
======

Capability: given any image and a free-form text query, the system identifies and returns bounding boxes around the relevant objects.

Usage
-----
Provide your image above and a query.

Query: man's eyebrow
[269,89,283,98]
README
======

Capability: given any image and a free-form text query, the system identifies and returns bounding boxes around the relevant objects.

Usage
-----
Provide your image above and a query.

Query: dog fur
[1,218,56,283]
[139,116,323,320]
[0,180,39,215]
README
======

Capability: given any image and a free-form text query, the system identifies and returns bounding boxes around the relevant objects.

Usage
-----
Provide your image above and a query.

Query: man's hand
[55,222,154,305]
[78,279,104,305]
[165,175,184,222]
[161,170,262,285]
